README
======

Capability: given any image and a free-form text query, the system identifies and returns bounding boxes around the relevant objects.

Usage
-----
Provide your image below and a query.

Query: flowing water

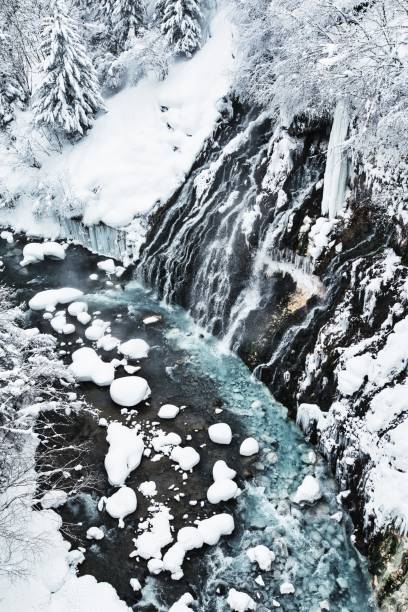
[0,236,375,611]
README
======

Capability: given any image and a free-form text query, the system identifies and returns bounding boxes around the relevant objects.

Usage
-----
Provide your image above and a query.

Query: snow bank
[20,241,65,266]
[32,9,234,228]
[29,288,83,311]
[110,376,151,407]
[69,347,115,386]
[104,422,144,486]
[118,338,150,360]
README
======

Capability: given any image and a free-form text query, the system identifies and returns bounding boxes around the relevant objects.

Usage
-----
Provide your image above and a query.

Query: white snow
[129,578,141,592]
[68,301,88,316]
[29,288,83,311]
[321,99,349,219]
[239,437,259,457]
[143,315,161,325]
[78,311,92,325]
[158,403,180,419]
[69,347,115,386]
[40,490,68,509]
[170,446,200,471]
[85,319,109,341]
[104,422,144,486]
[169,593,195,612]
[133,508,173,560]
[207,478,238,504]
[246,545,275,571]
[138,481,157,498]
[118,338,150,360]
[110,376,151,407]
[162,542,186,580]
[280,581,295,595]
[97,259,116,274]
[20,241,65,266]
[227,588,256,611]
[86,526,104,540]
[152,432,182,453]
[208,423,232,445]
[292,475,321,505]
[97,334,121,351]
[176,526,204,551]
[197,513,235,545]
[213,460,236,481]
[103,487,137,528]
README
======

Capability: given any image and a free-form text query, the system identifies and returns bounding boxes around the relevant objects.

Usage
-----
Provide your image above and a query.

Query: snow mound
[118,338,150,360]
[227,589,256,611]
[169,593,195,612]
[110,376,151,407]
[207,478,238,504]
[68,301,88,316]
[85,319,109,341]
[104,422,144,486]
[86,526,104,540]
[69,347,114,386]
[158,403,179,419]
[176,526,203,551]
[103,487,137,528]
[170,446,200,471]
[29,288,83,311]
[213,460,236,481]
[40,490,68,509]
[133,508,173,560]
[197,513,235,545]
[239,437,259,457]
[20,241,66,266]
[208,423,232,445]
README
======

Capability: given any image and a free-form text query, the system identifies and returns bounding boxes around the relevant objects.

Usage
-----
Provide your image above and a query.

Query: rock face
[138,101,408,607]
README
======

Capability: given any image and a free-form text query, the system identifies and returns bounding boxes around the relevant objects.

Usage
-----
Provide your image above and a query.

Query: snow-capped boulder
[176,526,204,551]
[208,423,232,444]
[169,593,195,612]
[29,288,83,311]
[246,544,275,571]
[207,479,238,504]
[86,526,104,540]
[239,437,259,457]
[20,241,65,266]
[104,422,144,486]
[118,338,150,360]
[69,347,115,387]
[40,489,68,509]
[197,513,235,545]
[170,446,200,471]
[110,376,151,407]
[158,404,179,419]
[227,588,256,611]
[104,487,137,528]
[213,460,236,481]
[292,475,321,505]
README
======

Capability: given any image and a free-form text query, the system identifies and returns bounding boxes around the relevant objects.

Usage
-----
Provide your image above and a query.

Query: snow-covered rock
[20,241,65,266]
[246,545,275,571]
[239,438,259,457]
[104,487,137,528]
[170,446,200,471]
[197,513,235,545]
[97,335,120,351]
[158,404,179,419]
[69,347,115,387]
[133,508,173,560]
[97,259,116,274]
[227,588,256,611]
[85,319,109,341]
[280,581,295,595]
[118,339,150,360]
[176,526,204,551]
[213,460,236,481]
[68,301,88,317]
[138,481,157,498]
[162,542,186,580]
[104,422,144,486]
[110,376,151,407]
[129,578,141,592]
[40,490,68,509]
[86,526,104,540]
[207,479,238,504]
[169,593,195,612]
[208,423,232,444]
[29,288,83,311]
[292,475,321,505]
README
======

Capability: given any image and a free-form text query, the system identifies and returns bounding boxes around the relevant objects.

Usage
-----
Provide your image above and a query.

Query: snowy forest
[1,0,408,611]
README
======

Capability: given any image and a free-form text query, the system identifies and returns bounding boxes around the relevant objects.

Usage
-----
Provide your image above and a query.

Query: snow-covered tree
[33,0,105,138]
[159,0,202,56]
[111,0,146,52]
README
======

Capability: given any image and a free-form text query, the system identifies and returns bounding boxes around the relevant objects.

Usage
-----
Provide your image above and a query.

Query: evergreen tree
[111,0,145,52]
[159,0,202,57]
[0,29,28,127]
[33,0,104,137]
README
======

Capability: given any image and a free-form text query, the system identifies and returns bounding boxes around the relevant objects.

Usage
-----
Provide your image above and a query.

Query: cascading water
[138,105,329,361]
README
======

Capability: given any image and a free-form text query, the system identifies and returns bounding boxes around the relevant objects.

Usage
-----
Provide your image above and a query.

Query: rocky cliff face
[138,100,408,608]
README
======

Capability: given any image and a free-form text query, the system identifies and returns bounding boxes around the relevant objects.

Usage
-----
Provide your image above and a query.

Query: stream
[0,235,375,611]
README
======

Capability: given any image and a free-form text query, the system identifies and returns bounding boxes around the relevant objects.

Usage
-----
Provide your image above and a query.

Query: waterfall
[138,107,328,359]
[321,99,350,219]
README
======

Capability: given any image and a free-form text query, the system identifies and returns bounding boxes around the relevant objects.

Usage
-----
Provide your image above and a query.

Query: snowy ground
[0,8,234,235]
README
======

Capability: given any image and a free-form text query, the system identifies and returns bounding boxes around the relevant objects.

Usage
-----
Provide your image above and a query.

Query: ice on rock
[240,437,259,457]
[158,404,180,419]
[207,479,238,504]
[29,288,83,311]
[176,526,204,551]
[104,486,137,528]
[40,489,68,509]
[85,319,109,341]
[170,446,200,471]
[208,423,232,445]
[118,338,150,360]
[280,581,295,595]
[110,376,151,407]
[169,593,195,612]
[213,460,236,481]
[97,259,116,274]
[105,422,144,486]
[68,301,88,317]
[197,513,235,545]
[292,475,321,504]
[133,508,173,559]
[20,241,65,266]
[86,526,104,540]
[97,335,121,351]
[227,588,256,611]
[246,545,275,571]
[162,542,186,580]
[69,347,115,386]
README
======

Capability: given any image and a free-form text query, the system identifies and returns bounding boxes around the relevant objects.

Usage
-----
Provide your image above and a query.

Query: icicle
[321,99,349,219]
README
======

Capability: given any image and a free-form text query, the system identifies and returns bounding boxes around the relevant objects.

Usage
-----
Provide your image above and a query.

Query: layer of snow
[292,475,322,505]
[110,376,151,407]
[29,288,83,311]
[20,241,65,266]
[103,487,137,528]
[170,446,200,471]
[69,347,115,386]
[104,422,144,486]
[207,478,238,504]
[239,437,259,457]
[246,545,275,571]
[227,589,256,611]
[118,338,150,360]
[197,513,235,545]
[158,403,180,419]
